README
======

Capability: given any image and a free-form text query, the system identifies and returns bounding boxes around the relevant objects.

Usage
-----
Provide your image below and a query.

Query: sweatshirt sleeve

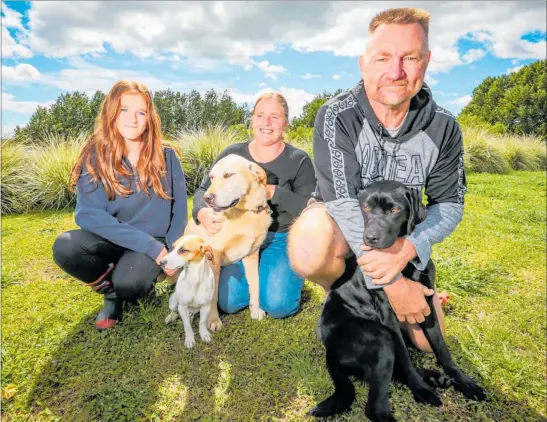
[165,149,188,251]
[269,152,316,219]
[74,170,165,260]
[406,120,467,270]
[313,101,393,289]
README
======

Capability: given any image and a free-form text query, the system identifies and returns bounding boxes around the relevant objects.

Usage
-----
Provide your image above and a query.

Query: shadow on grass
[24,284,322,421]
[23,282,546,422]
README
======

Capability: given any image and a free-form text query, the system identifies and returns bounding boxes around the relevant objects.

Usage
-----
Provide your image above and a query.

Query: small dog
[161,235,215,349]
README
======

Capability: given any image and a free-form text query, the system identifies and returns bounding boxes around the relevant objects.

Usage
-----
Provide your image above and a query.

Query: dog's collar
[254,204,271,214]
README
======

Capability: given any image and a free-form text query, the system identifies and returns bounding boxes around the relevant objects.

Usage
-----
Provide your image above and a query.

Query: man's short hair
[369,7,431,40]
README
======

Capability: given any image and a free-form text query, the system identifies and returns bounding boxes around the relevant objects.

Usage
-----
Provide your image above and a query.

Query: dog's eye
[178,248,189,254]
[223,173,234,179]
[363,206,371,213]
[391,208,400,214]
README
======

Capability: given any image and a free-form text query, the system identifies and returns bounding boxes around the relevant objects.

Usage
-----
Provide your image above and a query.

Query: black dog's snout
[203,193,215,206]
[364,234,379,246]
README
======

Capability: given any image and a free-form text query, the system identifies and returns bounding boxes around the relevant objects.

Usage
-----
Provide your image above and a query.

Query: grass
[1,172,546,421]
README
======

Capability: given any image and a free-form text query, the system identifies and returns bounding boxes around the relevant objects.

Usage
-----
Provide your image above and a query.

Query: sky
[2,1,546,137]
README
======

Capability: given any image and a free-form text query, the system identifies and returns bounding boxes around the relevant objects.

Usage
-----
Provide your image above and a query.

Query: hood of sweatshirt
[351,80,437,143]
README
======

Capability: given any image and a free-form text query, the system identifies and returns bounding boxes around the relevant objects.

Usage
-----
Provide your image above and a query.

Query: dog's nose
[159,258,167,267]
[364,234,378,246]
[204,193,215,206]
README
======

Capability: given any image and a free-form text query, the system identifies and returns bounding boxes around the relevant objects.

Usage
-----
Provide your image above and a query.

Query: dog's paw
[308,396,352,418]
[365,406,398,422]
[412,385,442,407]
[184,335,196,349]
[200,329,212,343]
[207,315,223,331]
[250,305,266,321]
[418,368,452,389]
[453,376,487,401]
[164,312,178,324]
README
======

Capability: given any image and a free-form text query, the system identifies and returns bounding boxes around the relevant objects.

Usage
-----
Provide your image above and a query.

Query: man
[288,7,466,352]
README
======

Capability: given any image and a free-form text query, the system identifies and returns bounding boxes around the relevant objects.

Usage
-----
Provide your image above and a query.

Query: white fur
[164,255,215,349]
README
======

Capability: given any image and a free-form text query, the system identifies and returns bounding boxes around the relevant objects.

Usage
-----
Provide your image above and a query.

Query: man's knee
[288,209,337,278]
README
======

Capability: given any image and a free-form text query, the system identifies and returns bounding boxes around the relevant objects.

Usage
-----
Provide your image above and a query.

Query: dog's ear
[248,162,267,186]
[404,188,427,235]
[200,245,214,264]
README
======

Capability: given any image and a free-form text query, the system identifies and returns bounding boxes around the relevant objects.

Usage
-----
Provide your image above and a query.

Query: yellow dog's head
[203,154,267,212]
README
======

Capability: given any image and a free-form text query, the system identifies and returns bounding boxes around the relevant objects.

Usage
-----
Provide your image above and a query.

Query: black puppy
[310,180,486,422]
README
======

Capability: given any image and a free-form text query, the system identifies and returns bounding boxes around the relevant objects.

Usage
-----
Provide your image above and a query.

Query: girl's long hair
[70,80,169,200]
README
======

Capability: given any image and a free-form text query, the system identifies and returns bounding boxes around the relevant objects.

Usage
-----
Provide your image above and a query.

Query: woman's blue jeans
[217,231,304,319]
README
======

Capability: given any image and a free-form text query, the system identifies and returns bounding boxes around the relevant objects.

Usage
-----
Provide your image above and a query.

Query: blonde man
[289,8,466,352]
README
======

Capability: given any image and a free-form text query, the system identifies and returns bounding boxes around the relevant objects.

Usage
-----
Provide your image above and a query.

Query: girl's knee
[113,275,154,301]
[52,232,77,267]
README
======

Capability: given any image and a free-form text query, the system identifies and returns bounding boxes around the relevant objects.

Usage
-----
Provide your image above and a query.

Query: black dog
[310,180,486,422]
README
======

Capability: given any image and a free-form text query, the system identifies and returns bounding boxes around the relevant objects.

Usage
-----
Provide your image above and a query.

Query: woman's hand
[156,248,179,277]
[197,208,225,235]
[265,184,276,200]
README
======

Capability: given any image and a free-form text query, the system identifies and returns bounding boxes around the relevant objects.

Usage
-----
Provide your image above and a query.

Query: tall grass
[23,134,87,211]
[0,124,544,215]
[171,124,247,195]
[462,126,546,172]
[1,140,27,214]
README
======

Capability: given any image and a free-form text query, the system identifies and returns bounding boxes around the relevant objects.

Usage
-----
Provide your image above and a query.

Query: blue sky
[2,1,546,136]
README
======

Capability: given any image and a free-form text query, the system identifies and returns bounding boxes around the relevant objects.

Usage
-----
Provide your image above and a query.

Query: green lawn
[1,172,546,421]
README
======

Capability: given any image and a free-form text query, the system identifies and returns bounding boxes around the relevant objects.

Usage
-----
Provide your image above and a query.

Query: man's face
[359,23,431,108]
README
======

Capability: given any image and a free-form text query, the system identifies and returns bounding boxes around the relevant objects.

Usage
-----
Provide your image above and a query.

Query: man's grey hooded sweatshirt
[313,80,467,289]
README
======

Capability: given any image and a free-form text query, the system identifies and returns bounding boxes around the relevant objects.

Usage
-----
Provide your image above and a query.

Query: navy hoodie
[74,147,188,260]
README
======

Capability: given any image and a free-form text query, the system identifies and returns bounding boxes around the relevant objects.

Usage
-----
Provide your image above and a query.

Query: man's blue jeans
[217,231,304,319]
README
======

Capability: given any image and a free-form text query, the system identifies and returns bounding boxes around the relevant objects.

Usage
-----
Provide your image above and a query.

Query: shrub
[464,138,511,174]
[172,124,246,195]
[24,134,86,211]
[502,143,542,171]
[1,140,27,214]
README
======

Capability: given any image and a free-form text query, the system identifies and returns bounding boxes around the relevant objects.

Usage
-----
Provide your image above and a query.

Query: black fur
[310,181,486,421]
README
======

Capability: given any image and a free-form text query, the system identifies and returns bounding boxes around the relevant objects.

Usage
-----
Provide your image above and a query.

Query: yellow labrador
[184,154,272,331]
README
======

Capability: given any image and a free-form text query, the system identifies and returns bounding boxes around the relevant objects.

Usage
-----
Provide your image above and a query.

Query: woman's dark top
[192,141,316,233]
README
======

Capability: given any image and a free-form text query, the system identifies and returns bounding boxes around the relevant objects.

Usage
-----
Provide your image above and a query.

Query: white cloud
[2,63,41,83]
[1,123,19,139]
[302,73,320,79]
[258,82,267,88]
[1,1,24,29]
[264,73,278,80]
[229,86,315,120]
[1,27,32,59]
[506,65,524,74]
[462,48,487,63]
[332,74,341,80]
[1,92,54,114]
[7,1,543,75]
[425,73,438,87]
[450,94,473,107]
[257,60,286,74]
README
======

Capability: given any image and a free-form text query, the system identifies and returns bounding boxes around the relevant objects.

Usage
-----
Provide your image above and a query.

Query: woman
[193,93,316,319]
[52,80,188,331]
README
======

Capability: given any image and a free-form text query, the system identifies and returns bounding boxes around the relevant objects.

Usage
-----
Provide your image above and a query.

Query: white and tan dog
[162,235,215,348]
[184,154,272,331]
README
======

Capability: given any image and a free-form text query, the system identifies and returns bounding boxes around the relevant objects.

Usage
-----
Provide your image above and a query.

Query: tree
[291,89,343,128]
[459,60,546,140]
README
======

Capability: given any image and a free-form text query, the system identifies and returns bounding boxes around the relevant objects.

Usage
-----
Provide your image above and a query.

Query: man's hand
[384,277,434,324]
[156,248,178,277]
[197,208,225,235]
[358,237,417,285]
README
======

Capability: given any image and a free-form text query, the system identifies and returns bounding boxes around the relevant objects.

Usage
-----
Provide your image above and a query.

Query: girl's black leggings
[52,229,163,301]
